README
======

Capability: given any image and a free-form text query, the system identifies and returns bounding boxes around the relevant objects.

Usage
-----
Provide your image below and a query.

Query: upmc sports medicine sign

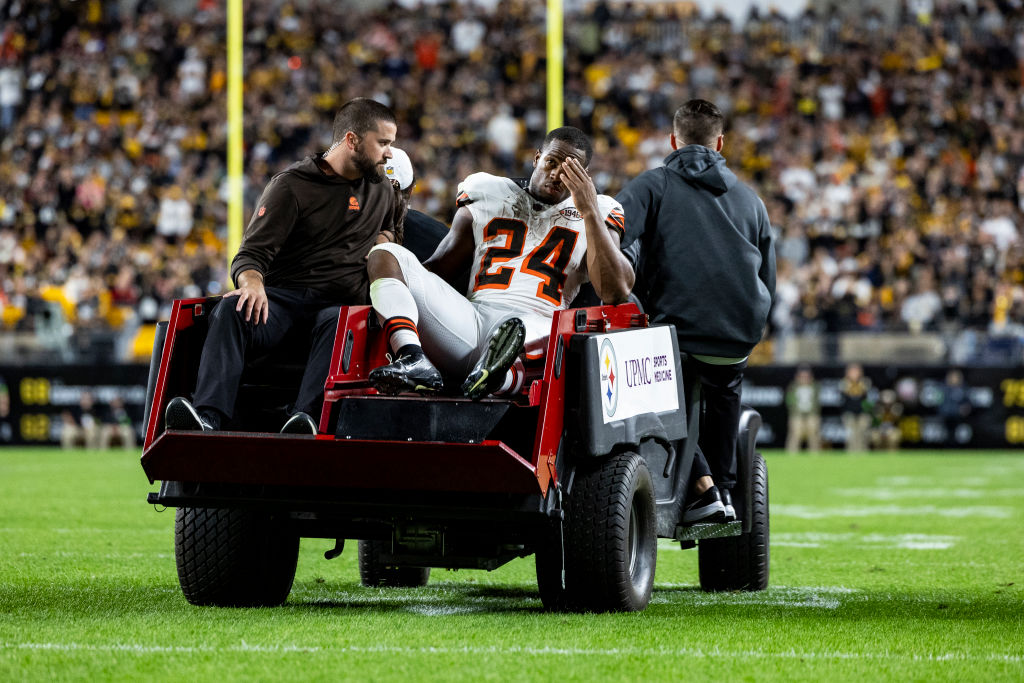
[595,326,679,424]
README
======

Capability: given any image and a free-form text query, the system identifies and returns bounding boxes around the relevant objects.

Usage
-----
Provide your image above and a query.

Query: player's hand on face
[560,157,598,212]
[223,279,269,325]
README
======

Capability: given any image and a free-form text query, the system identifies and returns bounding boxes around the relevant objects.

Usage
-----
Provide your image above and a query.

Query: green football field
[1,448,1021,681]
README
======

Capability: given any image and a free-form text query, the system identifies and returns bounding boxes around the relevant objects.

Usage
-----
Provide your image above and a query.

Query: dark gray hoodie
[617,145,776,358]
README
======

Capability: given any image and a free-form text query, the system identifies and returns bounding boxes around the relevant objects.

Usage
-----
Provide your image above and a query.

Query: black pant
[192,286,342,421]
[684,356,746,491]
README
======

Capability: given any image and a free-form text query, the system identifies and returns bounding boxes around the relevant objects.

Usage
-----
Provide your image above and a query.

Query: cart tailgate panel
[141,431,540,494]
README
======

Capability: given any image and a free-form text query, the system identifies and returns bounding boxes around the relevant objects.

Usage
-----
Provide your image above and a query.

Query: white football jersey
[456,172,625,318]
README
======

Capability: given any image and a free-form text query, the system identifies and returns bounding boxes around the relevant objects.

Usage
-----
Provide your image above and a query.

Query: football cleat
[165,397,217,432]
[280,411,318,435]
[462,317,526,400]
[368,348,444,395]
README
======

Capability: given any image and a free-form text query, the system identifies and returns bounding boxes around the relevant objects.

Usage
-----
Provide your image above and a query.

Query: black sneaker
[682,485,727,524]
[368,348,444,395]
[461,317,526,399]
[721,488,737,522]
[165,397,216,432]
[281,411,317,435]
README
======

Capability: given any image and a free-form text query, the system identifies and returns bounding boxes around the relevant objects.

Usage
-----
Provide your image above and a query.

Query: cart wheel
[357,540,431,587]
[175,507,299,607]
[698,452,769,591]
[538,451,656,612]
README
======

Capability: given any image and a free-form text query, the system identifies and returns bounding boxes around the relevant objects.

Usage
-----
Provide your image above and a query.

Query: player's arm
[423,206,475,285]
[560,158,634,304]
[374,179,405,246]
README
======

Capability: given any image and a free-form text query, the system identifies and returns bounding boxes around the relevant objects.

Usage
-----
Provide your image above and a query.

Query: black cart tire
[537,451,657,612]
[357,540,431,587]
[698,452,769,591]
[175,506,299,607]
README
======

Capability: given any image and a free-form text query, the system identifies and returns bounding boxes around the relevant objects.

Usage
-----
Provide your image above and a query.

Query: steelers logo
[600,338,618,417]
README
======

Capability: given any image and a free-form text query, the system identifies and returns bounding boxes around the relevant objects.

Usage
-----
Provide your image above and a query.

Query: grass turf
[1,448,1022,681]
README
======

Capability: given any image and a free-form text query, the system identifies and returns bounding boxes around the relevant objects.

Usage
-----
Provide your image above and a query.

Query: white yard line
[404,604,485,616]
[833,488,1024,500]
[650,585,860,609]
[772,533,959,550]
[875,476,935,486]
[16,552,171,559]
[772,504,1011,519]
[0,528,168,535]
[3,641,1021,663]
[297,585,863,612]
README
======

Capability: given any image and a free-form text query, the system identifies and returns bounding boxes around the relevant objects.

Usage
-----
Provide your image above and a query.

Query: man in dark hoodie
[165,98,401,435]
[617,99,776,523]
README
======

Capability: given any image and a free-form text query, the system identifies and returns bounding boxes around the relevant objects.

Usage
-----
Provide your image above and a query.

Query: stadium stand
[0,0,1022,365]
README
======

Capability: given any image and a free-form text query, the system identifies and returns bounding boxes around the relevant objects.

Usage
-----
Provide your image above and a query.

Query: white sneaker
[721,488,737,522]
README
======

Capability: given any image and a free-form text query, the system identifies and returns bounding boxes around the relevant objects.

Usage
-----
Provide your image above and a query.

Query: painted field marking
[295,584,862,612]
[3,641,1021,664]
[0,528,168,535]
[404,604,485,616]
[0,582,182,594]
[980,462,1024,476]
[650,585,856,609]
[16,552,171,559]
[876,476,935,486]
[833,488,1024,500]
[772,533,958,550]
[772,504,1011,519]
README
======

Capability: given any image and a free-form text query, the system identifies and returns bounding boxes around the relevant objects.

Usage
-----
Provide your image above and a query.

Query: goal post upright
[226,0,244,280]
[547,0,564,130]
[227,0,564,275]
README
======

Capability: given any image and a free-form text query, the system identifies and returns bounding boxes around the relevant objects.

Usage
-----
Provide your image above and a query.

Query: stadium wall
[0,366,149,447]
[1,364,1022,450]
[743,366,1024,450]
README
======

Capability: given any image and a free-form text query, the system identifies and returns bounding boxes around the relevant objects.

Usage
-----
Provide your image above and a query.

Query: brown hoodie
[230,155,396,302]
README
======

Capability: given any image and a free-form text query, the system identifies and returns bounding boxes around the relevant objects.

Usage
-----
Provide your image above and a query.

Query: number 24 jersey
[456,172,625,318]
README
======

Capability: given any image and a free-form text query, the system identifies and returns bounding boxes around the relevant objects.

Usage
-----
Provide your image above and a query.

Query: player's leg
[461,311,527,399]
[367,245,422,352]
[367,243,481,393]
[510,312,559,393]
[460,306,566,399]
[366,244,445,393]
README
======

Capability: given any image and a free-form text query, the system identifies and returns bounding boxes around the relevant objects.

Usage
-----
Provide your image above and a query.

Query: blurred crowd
[1,0,1023,362]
